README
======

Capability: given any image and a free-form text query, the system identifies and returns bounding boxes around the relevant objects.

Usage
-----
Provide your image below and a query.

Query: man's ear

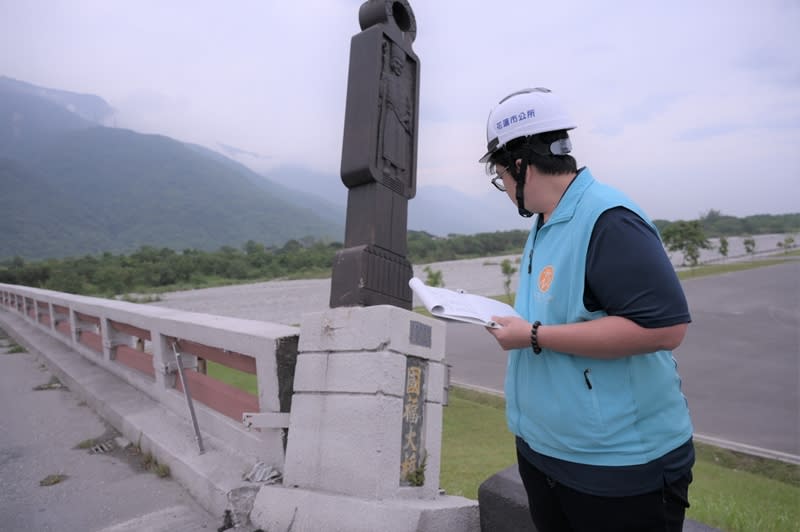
[515,159,531,184]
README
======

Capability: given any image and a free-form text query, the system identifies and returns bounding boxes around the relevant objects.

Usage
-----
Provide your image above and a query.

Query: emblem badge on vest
[538,265,554,293]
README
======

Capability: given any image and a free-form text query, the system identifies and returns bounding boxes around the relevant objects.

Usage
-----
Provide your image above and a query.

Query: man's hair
[489,129,577,176]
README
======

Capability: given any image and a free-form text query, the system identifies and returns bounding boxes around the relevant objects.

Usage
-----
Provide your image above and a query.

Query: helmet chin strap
[514,156,534,218]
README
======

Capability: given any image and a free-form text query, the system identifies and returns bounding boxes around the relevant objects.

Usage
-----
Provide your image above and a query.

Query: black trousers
[517,450,692,532]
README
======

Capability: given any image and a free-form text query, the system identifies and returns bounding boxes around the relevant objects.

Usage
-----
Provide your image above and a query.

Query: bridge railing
[0,283,298,470]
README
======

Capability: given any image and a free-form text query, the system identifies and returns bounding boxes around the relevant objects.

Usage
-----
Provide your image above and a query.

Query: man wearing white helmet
[482,88,694,531]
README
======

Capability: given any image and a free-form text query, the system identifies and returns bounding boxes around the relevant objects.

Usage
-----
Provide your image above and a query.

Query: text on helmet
[496,110,536,131]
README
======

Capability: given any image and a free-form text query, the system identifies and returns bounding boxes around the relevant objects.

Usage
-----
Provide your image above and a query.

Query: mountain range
[0,75,531,261]
[0,76,348,260]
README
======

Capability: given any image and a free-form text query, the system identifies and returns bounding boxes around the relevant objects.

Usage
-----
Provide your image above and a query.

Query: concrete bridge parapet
[0,284,478,530]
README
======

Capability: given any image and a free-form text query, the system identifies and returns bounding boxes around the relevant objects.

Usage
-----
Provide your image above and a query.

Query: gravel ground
[150,256,516,326]
[151,234,789,324]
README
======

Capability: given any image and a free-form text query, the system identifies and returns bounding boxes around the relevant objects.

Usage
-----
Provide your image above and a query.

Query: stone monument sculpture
[330,0,420,310]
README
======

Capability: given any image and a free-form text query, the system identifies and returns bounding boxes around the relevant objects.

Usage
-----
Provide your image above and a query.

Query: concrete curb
[0,310,258,521]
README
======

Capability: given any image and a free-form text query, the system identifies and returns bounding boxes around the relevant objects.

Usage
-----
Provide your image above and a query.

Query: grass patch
[7,343,26,353]
[677,257,796,280]
[206,361,258,395]
[441,386,800,532]
[688,452,800,531]
[775,249,800,258]
[440,387,516,499]
[119,293,162,303]
[39,473,67,486]
[694,442,800,488]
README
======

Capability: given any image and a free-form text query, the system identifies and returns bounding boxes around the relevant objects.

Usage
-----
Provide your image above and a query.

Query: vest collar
[544,167,595,225]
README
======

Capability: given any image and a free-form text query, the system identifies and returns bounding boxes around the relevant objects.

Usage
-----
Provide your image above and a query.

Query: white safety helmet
[479,87,577,163]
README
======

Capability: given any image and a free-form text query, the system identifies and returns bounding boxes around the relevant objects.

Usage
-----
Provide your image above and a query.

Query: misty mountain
[260,164,534,236]
[183,144,345,222]
[0,78,96,159]
[261,164,348,211]
[0,76,114,124]
[0,77,344,260]
[409,185,534,235]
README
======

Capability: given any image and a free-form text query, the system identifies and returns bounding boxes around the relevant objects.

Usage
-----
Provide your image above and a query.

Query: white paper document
[408,277,522,328]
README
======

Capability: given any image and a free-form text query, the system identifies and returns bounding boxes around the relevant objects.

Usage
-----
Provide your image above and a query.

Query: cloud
[676,124,743,142]
[591,92,685,137]
[0,0,798,220]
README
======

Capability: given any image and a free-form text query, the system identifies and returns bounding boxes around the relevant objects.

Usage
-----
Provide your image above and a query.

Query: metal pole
[172,341,205,454]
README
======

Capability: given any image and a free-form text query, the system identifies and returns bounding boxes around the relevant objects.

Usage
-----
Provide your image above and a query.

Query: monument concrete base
[250,304,478,530]
[250,485,479,532]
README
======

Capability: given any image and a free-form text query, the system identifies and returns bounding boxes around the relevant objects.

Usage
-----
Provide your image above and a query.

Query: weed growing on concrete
[125,442,143,460]
[141,452,155,469]
[76,438,96,450]
[140,451,171,478]
[33,376,64,391]
[406,452,427,487]
[39,473,67,486]
[154,463,171,478]
[7,343,26,354]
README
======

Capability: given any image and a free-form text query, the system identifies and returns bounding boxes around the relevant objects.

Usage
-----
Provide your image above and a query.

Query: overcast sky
[2,0,798,221]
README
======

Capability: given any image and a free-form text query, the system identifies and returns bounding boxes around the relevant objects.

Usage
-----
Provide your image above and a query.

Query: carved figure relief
[378,40,414,188]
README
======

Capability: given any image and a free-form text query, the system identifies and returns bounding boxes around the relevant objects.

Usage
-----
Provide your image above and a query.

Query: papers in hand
[408,277,522,328]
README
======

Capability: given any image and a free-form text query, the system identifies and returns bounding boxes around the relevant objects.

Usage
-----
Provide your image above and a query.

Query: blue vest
[507,168,693,466]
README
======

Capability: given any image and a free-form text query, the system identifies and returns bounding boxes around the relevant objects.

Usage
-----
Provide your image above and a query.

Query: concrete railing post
[48,303,56,332]
[100,317,130,363]
[69,308,79,346]
[152,331,177,390]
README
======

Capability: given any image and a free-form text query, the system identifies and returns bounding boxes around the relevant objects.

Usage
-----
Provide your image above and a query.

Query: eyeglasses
[489,164,510,192]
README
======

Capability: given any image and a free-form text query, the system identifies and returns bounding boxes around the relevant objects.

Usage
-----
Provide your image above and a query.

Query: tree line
[658,210,798,266]
[1,211,797,297]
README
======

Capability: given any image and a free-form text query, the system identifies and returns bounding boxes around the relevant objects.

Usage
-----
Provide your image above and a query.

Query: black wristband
[530,320,542,354]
